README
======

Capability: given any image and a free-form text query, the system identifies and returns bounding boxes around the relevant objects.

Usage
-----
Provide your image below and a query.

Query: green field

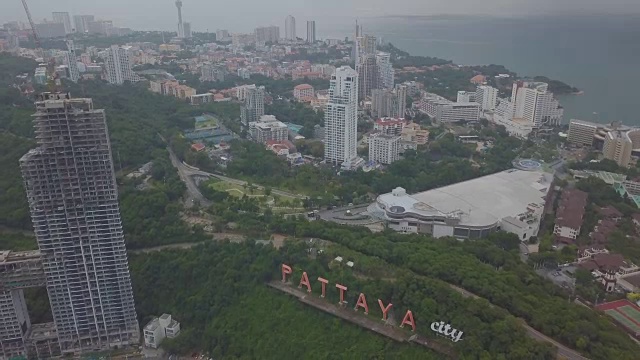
[208,180,303,213]
[605,309,640,332]
[617,306,640,325]
[195,115,218,129]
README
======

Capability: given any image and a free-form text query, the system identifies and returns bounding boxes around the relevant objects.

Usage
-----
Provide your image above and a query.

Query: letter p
[281,263,292,283]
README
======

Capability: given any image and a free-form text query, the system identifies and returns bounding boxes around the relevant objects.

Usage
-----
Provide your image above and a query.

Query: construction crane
[21,0,59,90]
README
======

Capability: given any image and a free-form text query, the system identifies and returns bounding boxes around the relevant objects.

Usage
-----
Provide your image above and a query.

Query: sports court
[595,299,640,335]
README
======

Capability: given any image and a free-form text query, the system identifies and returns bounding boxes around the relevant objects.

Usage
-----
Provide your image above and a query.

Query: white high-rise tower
[324,66,360,169]
[285,15,296,41]
[175,0,184,38]
[306,21,316,43]
[105,45,140,85]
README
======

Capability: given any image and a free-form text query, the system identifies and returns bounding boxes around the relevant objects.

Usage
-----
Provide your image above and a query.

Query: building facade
[285,15,296,41]
[567,119,598,147]
[324,66,359,167]
[306,21,316,43]
[35,23,66,38]
[249,115,289,144]
[73,15,94,34]
[18,92,139,355]
[105,45,140,85]
[376,52,394,90]
[293,84,314,100]
[512,81,563,127]
[475,85,498,112]
[255,26,279,44]
[52,12,72,34]
[240,86,265,125]
[356,54,378,99]
[369,133,400,165]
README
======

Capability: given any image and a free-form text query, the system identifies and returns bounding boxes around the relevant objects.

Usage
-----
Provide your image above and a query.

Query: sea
[323,14,640,126]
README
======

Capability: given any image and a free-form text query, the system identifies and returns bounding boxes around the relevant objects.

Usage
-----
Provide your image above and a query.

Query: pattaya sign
[281,263,464,342]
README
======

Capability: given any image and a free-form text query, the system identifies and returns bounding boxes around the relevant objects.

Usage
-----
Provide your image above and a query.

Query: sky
[3,0,640,35]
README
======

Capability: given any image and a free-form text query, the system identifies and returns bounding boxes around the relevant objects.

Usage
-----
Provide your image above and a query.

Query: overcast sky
[3,0,640,34]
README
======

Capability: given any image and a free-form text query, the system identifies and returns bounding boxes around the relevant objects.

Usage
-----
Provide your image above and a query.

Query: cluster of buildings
[417,92,480,124]
[567,119,640,167]
[33,12,132,38]
[488,81,564,138]
[367,118,429,165]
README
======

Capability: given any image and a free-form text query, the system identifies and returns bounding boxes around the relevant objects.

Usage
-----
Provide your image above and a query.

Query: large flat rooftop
[377,169,553,227]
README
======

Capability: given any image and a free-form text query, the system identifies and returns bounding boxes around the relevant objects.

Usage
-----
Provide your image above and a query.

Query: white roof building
[369,169,553,240]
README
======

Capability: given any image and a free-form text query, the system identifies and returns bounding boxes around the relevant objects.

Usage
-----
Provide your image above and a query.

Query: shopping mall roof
[377,169,553,227]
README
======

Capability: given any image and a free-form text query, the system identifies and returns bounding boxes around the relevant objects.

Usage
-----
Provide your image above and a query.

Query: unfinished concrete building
[0,92,139,359]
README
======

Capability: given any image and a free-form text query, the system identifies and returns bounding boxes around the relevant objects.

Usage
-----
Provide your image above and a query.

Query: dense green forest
[131,240,555,359]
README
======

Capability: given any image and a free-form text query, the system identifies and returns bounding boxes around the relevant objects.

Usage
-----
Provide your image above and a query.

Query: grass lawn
[209,180,303,211]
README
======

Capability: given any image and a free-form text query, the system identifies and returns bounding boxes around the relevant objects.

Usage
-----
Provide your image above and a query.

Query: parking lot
[536,265,577,290]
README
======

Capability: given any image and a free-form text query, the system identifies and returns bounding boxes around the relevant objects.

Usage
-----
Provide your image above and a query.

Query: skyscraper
[376,51,394,90]
[19,92,139,353]
[324,66,360,168]
[73,15,94,34]
[475,85,498,111]
[285,15,296,41]
[183,22,192,38]
[175,0,184,38]
[52,12,72,34]
[371,85,406,119]
[306,21,316,43]
[356,54,378,99]
[240,85,265,125]
[105,45,140,85]
[64,40,80,82]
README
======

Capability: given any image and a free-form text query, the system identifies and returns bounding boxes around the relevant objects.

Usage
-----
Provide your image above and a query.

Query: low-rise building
[369,133,400,165]
[249,115,288,144]
[553,189,588,242]
[143,314,181,349]
[293,84,314,100]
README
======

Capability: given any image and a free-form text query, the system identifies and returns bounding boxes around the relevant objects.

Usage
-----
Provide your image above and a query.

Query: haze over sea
[326,14,640,126]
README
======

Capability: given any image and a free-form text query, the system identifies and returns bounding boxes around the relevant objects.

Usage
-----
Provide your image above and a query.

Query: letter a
[317,277,328,298]
[298,272,312,293]
[281,264,292,283]
[400,310,416,332]
[378,299,392,321]
[354,293,369,314]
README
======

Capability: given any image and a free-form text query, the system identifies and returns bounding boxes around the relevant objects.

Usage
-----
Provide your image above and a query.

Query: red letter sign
[281,264,292,283]
[335,283,348,304]
[298,272,312,293]
[378,299,393,321]
[317,277,328,298]
[354,293,369,314]
[400,310,416,331]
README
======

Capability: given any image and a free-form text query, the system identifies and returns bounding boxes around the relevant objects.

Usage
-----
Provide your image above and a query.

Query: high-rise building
[356,54,378,99]
[19,92,139,354]
[324,66,359,167]
[255,26,279,44]
[285,15,296,41]
[376,51,394,90]
[73,15,94,33]
[512,81,563,127]
[87,20,114,36]
[240,86,265,125]
[64,40,80,82]
[183,22,192,38]
[175,0,184,38]
[355,34,376,65]
[371,85,406,119]
[35,22,66,38]
[306,21,316,43]
[475,85,498,111]
[52,12,72,34]
[105,45,140,85]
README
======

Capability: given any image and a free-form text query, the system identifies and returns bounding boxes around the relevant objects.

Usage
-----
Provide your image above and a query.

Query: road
[448,284,589,360]
[167,147,211,208]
